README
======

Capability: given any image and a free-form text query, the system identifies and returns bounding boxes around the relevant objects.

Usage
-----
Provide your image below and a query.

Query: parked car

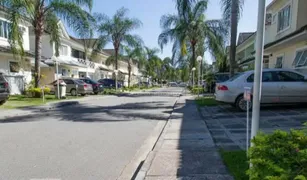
[0,73,9,105]
[50,77,93,96]
[98,79,122,88]
[79,78,103,95]
[215,69,307,111]
[168,82,178,87]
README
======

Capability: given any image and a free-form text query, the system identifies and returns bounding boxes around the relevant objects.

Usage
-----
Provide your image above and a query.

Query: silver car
[50,78,93,96]
[215,69,307,111]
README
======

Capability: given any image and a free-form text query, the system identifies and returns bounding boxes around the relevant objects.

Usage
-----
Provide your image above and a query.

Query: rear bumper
[79,89,93,94]
[0,93,9,101]
[215,91,237,104]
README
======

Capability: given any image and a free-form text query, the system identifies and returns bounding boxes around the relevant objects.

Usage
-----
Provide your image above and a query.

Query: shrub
[248,128,307,180]
[26,87,51,98]
[191,87,205,94]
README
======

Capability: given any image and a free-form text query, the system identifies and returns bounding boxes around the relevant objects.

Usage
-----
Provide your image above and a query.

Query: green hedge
[248,128,307,180]
[190,87,205,94]
[26,87,51,98]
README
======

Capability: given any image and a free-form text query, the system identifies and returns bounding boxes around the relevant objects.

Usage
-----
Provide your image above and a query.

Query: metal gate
[4,75,25,95]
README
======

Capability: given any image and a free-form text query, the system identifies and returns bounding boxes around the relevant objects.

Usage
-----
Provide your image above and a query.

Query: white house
[0,8,34,94]
[29,21,113,86]
[264,0,307,74]
[236,32,270,70]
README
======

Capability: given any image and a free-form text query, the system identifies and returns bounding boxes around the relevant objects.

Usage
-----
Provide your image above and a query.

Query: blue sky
[71,0,273,64]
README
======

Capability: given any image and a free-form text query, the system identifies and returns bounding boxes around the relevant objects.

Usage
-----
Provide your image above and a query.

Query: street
[0,87,183,180]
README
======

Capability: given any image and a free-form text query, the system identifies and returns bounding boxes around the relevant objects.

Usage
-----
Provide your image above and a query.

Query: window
[63,79,74,84]
[9,61,20,73]
[247,72,276,82]
[278,5,291,32]
[293,49,307,67]
[61,69,68,76]
[0,20,11,39]
[277,71,304,82]
[275,56,283,68]
[59,45,68,56]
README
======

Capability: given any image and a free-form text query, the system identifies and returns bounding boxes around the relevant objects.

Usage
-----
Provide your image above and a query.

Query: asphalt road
[0,87,183,180]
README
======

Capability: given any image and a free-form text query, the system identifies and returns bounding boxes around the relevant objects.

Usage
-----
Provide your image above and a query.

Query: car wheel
[235,95,252,111]
[94,92,99,95]
[0,99,7,106]
[70,89,77,96]
[81,94,86,96]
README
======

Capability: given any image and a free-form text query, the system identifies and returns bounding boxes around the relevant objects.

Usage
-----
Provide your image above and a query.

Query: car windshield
[227,73,243,82]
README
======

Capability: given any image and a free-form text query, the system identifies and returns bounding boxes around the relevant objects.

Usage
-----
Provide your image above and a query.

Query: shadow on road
[0,100,173,123]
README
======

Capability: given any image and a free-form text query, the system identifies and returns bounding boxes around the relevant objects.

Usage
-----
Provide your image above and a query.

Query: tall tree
[96,8,142,89]
[158,0,227,82]
[221,0,245,77]
[3,0,93,87]
[123,46,144,87]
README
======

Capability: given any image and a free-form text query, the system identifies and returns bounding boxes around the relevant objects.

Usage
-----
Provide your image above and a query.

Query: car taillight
[4,82,8,88]
[218,85,228,91]
[84,84,88,88]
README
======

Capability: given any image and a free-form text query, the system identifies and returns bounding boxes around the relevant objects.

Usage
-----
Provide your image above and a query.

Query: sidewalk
[136,95,233,180]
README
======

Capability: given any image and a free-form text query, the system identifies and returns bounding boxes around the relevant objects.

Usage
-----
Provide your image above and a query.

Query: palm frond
[220,0,244,26]
[45,12,61,56]
[49,1,90,33]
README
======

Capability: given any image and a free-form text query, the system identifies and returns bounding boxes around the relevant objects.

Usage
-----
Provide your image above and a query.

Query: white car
[215,69,307,111]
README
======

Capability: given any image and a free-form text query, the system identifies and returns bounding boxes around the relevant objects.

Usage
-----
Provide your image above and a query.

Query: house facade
[0,9,34,94]
[236,32,270,70]
[29,21,142,86]
[264,0,307,73]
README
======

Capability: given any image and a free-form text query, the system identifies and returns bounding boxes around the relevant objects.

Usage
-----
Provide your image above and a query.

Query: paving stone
[164,132,212,140]
[161,140,215,150]
[145,175,234,180]
[229,130,250,134]
[210,130,227,136]
[213,137,234,144]
[224,124,246,129]
[147,150,229,176]
[216,144,242,151]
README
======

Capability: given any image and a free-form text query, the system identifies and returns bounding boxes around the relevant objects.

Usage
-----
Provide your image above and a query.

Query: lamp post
[52,56,60,99]
[114,69,118,91]
[251,0,266,147]
[197,56,202,97]
[192,67,196,88]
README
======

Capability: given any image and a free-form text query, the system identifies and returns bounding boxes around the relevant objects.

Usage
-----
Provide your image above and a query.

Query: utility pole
[251,0,266,146]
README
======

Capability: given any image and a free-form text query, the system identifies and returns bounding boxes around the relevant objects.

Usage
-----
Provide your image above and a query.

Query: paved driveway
[0,87,183,180]
[200,105,307,150]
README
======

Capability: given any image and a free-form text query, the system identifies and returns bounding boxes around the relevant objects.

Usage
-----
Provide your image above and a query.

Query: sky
[70,0,273,64]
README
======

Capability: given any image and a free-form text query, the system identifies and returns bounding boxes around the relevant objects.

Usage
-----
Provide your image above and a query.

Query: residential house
[0,8,36,94]
[29,21,113,86]
[236,32,270,70]
[264,0,307,74]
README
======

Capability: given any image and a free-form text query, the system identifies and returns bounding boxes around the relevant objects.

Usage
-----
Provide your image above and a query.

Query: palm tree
[221,0,245,77]
[143,47,161,79]
[95,8,142,89]
[3,0,93,87]
[123,46,144,87]
[158,0,227,81]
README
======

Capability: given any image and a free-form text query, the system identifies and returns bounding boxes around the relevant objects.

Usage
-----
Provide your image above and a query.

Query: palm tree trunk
[128,61,131,88]
[191,43,196,84]
[114,44,119,90]
[229,0,238,78]
[34,27,43,88]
